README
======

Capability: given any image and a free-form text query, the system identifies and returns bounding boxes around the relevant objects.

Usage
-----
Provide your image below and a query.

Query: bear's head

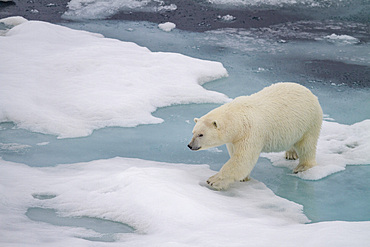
[188,117,224,151]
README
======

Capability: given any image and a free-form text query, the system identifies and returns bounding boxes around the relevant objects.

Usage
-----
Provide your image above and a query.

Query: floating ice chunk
[325,33,358,41]
[1,157,369,246]
[318,33,360,45]
[0,21,229,138]
[157,3,177,11]
[0,16,28,27]
[36,142,50,146]
[158,22,176,32]
[253,67,269,73]
[262,120,370,180]
[218,14,236,22]
[30,9,39,14]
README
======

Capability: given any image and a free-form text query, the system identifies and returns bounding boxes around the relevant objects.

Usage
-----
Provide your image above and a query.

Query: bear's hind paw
[285,149,298,160]
[293,162,316,173]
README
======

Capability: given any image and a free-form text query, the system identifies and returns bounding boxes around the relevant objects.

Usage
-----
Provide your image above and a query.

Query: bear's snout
[188,143,200,151]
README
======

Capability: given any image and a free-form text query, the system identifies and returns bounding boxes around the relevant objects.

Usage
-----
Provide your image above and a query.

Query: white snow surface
[262,120,370,180]
[0,16,28,26]
[0,20,229,138]
[1,157,369,246]
[158,22,176,32]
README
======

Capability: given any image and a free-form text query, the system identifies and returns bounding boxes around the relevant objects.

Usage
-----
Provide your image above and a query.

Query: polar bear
[188,82,323,190]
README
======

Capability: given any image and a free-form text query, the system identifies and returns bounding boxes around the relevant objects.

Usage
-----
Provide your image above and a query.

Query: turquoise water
[26,207,134,242]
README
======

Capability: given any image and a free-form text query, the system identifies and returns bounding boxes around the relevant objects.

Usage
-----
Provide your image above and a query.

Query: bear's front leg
[207,149,260,190]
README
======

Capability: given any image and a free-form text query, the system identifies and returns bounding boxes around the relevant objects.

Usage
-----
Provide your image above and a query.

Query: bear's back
[239,82,320,111]
[231,83,322,150]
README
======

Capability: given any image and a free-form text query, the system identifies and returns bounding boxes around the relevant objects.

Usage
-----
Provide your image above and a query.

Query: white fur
[188,82,323,190]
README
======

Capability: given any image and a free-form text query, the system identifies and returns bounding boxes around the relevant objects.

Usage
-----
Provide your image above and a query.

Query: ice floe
[0,16,28,27]
[262,120,370,180]
[0,20,228,138]
[319,33,360,45]
[158,22,176,32]
[1,157,369,246]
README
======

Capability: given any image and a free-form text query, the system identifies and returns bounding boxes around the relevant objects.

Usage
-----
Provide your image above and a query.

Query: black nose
[187,144,192,149]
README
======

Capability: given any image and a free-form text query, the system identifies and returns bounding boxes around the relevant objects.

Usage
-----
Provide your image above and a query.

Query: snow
[0,16,28,27]
[158,22,176,32]
[262,120,370,180]
[0,20,229,138]
[1,157,369,246]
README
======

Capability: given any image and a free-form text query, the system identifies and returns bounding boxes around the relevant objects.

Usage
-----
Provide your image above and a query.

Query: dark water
[1,0,369,32]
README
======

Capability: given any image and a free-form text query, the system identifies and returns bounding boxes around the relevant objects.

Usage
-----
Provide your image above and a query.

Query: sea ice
[319,33,360,45]
[0,16,28,27]
[262,120,370,180]
[218,14,236,22]
[0,20,229,138]
[1,157,369,246]
[158,22,176,32]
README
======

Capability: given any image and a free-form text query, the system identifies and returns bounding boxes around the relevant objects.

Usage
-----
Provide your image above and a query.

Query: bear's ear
[194,118,199,123]
[212,120,218,129]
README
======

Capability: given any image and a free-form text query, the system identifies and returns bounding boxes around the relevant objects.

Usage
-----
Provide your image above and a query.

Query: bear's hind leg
[293,131,319,173]
[294,161,317,173]
[285,148,298,160]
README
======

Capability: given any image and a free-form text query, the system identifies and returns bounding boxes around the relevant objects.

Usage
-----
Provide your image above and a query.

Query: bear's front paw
[207,173,233,190]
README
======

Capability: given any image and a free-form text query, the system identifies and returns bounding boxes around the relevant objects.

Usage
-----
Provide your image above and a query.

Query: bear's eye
[198,134,203,137]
